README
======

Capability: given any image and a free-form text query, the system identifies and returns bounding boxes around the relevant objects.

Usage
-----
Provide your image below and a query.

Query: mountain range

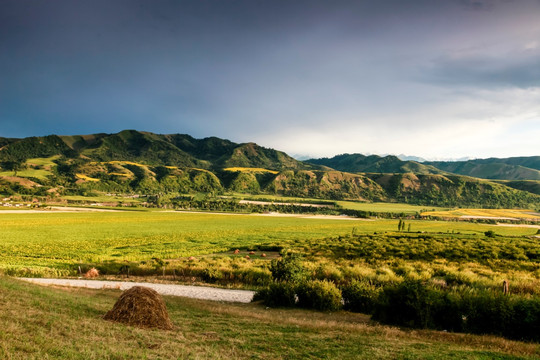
[0,130,538,208]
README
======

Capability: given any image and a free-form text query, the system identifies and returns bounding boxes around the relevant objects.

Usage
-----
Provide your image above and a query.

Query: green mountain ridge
[0,130,309,171]
[306,153,445,175]
[0,130,539,208]
[308,153,540,182]
[425,158,540,181]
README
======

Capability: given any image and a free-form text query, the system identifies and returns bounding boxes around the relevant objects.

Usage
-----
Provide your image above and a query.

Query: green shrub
[372,281,540,341]
[373,280,462,330]
[297,279,342,311]
[459,292,540,341]
[507,296,540,340]
[269,254,305,283]
[201,268,223,283]
[253,281,297,307]
[341,279,382,314]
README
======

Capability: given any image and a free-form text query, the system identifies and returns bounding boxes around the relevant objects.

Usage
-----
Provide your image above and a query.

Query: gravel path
[19,278,255,303]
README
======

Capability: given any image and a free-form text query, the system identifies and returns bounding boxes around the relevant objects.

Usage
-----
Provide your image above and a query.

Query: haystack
[103,286,173,330]
[84,267,99,278]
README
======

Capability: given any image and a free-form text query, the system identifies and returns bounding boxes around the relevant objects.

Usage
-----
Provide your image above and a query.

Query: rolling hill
[306,153,444,175]
[308,153,540,182]
[425,157,540,181]
[0,130,539,208]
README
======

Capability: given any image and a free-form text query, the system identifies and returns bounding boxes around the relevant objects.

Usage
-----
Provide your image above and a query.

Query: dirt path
[19,278,255,303]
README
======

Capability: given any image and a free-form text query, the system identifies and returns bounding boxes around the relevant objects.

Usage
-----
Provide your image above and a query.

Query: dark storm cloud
[422,54,540,89]
[0,0,538,158]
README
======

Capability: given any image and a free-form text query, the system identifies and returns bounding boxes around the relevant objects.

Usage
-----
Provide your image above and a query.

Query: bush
[269,254,305,283]
[507,296,540,340]
[201,268,223,283]
[253,281,297,307]
[297,279,342,311]
[341,279,382,314]
[372,281,540,341]
[372,280,462,330]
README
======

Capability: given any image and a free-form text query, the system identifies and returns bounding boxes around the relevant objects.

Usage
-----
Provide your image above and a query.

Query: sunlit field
[0,210,537,275]
[423,208,540,220]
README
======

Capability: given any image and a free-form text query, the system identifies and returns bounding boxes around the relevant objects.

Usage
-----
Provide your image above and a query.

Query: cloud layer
[0,0,539,159]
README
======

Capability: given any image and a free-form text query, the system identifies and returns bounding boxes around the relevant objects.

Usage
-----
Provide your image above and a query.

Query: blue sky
[1,0,539,159]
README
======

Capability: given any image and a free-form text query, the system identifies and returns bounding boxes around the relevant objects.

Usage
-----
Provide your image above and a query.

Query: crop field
[422,208,540,220]
[233,193,449,213]
[335,200,449,214]
[0,210,537,275]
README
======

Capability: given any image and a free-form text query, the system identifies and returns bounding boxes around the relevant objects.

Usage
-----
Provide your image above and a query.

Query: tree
[0,160,25,176]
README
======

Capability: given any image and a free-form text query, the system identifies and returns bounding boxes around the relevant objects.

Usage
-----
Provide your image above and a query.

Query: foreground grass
[0,276,538,360]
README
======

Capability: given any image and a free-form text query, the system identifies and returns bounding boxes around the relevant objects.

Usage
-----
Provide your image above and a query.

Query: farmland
[0,210,537,275]
[233,193,447,211]
[422,208,540,221]
[2,207,540,346]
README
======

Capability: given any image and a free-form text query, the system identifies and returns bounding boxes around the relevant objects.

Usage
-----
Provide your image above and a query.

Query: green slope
[0,131,538,208]
[365,173,539,208]
[307,153,443,174]
[426,158,540,180]
[493,180,540,196]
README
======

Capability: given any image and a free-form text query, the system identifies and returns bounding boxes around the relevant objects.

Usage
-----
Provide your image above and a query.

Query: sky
[1,0,539,160]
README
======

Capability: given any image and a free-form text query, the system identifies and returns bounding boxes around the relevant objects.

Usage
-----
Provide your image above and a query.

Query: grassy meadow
[2,208,540,347]
[422,208,540,220]
[232,193,450,214]
[0,210,537,275]
[0,156,58,180]
[1,276,539,359]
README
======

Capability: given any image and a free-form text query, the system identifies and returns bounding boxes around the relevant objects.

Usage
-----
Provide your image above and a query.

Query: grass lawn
[1,276,538,359]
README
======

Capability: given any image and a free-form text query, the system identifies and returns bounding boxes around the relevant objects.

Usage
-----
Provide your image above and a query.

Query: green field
[336,200,449,214]
[232,193,449,213]
[0,210,537,275]
[2,209,540,349]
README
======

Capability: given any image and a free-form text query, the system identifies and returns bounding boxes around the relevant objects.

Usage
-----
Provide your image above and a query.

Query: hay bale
[84,267,99,278]
[103,286,173,330]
